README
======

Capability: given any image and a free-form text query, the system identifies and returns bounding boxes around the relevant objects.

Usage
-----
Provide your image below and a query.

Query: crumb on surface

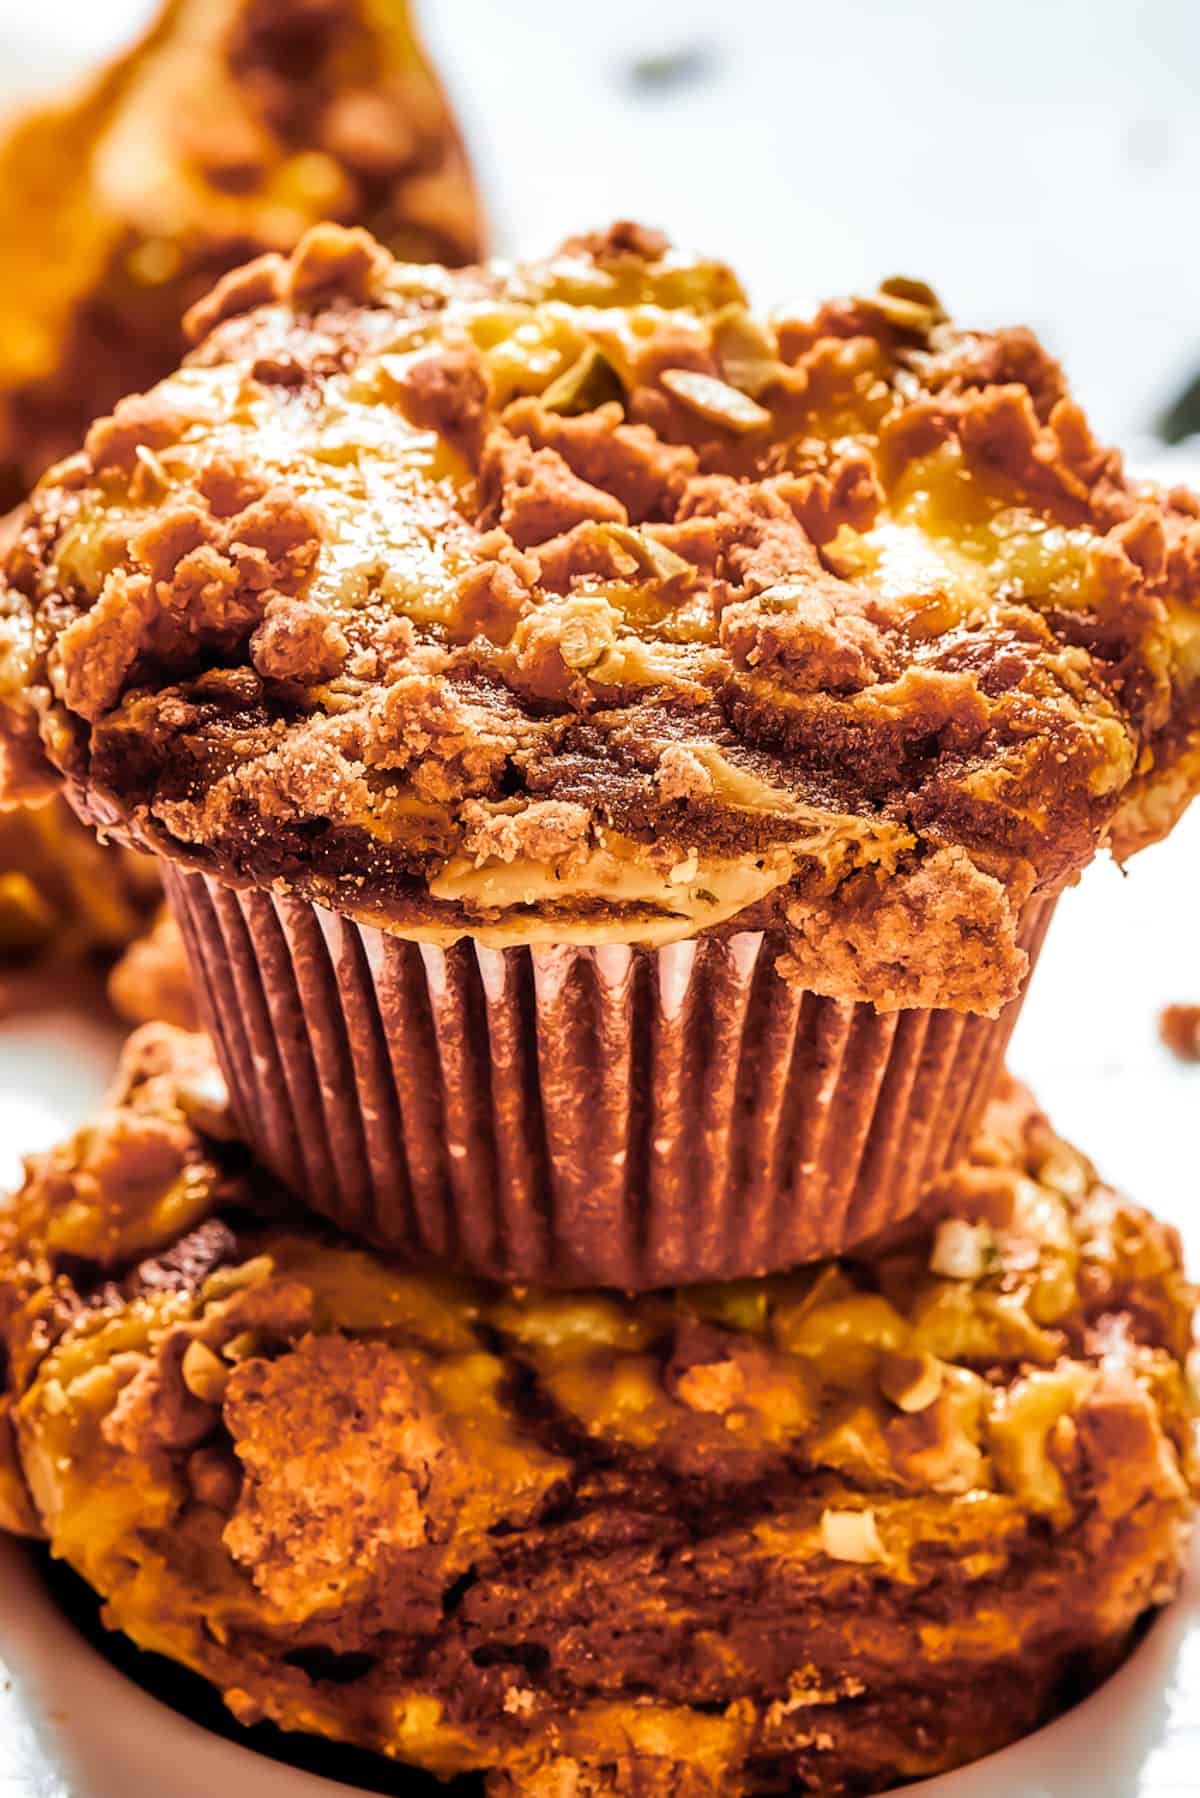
[1160,1003,1200,1061]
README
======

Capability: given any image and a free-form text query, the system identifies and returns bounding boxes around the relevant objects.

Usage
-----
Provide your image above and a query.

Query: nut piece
[878,1349,943,1413]
[866,276,947,334]
[930,1218,994,1281]
[674,1358,747,1416]
[820,1507,887,1564]
[180,1339,231,1405]
[175,1068,235,1140]
[589,523,692,585]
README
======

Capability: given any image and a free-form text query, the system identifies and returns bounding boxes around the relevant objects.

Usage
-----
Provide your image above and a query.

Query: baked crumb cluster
[0,1027,1195,1794]
[3,223,1200,1010]
[0,0,483,504]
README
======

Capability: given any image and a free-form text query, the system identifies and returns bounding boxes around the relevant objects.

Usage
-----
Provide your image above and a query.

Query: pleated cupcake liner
[164,865,1056,1289]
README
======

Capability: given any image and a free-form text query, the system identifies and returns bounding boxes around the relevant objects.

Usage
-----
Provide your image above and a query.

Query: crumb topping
[4,225,1200,1010]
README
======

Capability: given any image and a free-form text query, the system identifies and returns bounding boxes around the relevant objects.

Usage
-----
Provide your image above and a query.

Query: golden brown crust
[0,1027,1196,1794]
[3,229,1199,1011]
[0,0,484,506]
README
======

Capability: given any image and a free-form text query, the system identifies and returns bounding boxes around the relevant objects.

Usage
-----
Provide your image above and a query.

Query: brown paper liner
[164,867,1056,1289]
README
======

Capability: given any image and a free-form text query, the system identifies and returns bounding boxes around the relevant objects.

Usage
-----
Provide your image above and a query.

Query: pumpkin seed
[864,276,947,334]
[181,1340,230,1404]
[659,366,772,432]
[711,303,787,399]
[540,345,623,415]
[592,524,693,585]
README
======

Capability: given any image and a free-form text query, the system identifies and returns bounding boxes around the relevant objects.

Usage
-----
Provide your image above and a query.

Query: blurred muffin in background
[0,0,483,1007]
[0,781,195,1027]
[0,797,159,974]
[0,0,484,508]
[107,903,198,1031]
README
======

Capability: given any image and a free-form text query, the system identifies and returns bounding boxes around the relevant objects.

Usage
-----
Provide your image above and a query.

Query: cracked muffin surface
[3,225,1199,1013]
[0,1025,1195,1795]
[0,0,483,508]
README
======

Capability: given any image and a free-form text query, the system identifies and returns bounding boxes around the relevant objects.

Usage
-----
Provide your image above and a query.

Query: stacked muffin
[0,222,1198,1794]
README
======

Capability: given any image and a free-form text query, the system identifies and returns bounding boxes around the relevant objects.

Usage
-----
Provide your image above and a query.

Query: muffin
[1,1025,1195,1795]
[0,0,484,508]
[3,223,1199,1284]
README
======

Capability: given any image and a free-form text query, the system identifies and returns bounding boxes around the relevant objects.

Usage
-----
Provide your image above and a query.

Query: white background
[0,3,1198,1794]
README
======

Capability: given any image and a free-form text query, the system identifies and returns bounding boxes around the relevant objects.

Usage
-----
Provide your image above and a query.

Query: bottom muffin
[1,1027,1196,1796]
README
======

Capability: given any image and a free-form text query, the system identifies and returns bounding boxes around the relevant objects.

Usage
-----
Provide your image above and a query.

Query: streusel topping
[3,222,1198,1010]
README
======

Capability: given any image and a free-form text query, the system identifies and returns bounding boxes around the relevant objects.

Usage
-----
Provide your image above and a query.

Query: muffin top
[3,222,1199,1013]
[1,1027,1196,1793]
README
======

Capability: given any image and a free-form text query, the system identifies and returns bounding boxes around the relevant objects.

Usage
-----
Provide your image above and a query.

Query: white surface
[0,1537,369,1798]
[0,2,1199,1793]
